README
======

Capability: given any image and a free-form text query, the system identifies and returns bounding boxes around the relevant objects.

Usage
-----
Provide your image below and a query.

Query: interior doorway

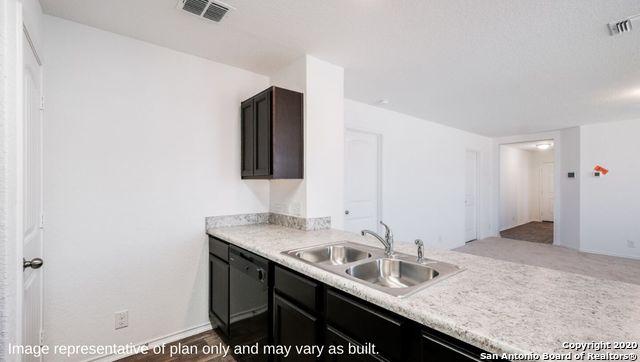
[499,140,555,244]
[344,129,381,234]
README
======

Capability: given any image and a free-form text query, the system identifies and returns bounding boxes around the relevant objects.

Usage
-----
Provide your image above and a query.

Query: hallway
[500,222,553,244]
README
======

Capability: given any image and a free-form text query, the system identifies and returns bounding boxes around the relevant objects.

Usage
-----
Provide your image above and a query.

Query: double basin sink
[282,241,462,297]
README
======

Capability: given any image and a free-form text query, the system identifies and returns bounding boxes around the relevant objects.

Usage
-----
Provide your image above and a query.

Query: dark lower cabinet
[325,290,403,361]
[273,293,320,362]
[419,332,481,362]
[209,253,229,335]
[325,326,387,362]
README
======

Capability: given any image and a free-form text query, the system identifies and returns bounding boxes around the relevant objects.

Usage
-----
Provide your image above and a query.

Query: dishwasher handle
[229,247,269,283]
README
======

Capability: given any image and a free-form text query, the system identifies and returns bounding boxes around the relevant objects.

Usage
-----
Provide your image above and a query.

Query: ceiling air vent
[608,14,639,36]
[177,0,233,22]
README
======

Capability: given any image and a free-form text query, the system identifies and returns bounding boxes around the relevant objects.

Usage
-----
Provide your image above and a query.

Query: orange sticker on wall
[594,165,609,175]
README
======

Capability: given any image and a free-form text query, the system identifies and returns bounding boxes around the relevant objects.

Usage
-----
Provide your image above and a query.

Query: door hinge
[39,329,45,345]
[40,214,44,229]
[40,96,44,111]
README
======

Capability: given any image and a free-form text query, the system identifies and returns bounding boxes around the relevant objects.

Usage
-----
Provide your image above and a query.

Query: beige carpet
[455,237,640,285]
[500,221,553,244]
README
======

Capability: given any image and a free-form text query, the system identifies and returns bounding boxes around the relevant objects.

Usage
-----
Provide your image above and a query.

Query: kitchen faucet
[361,221,394,257]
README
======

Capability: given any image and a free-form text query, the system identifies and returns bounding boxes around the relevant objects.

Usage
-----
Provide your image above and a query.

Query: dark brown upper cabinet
[241,87,303,179]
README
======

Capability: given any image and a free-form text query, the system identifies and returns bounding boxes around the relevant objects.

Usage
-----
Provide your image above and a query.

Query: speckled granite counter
[207,224,640,357]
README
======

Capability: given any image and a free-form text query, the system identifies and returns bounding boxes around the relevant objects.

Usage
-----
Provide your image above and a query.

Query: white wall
[580,119,640,259]
[269,56,345,228]
[557,127,580,249]
[499,146,535,230]
[43,16,269,360]
[269,57,307,217]
[304,56,344,228]
[345,99,495,250]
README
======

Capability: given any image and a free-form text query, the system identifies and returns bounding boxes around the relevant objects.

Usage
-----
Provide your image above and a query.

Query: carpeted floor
[500,221,553,244]
[455,237,640,285]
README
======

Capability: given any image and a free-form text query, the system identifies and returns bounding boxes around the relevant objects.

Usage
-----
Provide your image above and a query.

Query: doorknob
[23,258,43,270]
[344,210,350,215]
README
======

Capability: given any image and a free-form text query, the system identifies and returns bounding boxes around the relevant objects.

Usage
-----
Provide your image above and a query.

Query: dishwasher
[209,238,271,360]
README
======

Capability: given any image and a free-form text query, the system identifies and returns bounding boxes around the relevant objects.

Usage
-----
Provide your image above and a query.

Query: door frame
[465,149,480,242]
[496,135,559,244]
[344,128,383,233]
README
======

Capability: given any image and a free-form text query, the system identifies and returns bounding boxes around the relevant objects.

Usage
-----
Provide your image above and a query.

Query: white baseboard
[579,247,640,260]
[82,322,213,362]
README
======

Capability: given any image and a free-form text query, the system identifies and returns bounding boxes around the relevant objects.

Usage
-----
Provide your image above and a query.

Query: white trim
[465,149,480,242]
[15,2,25,352]
[579,248,640,261]
[81,322,214,362]
[22,24,40,66]
[344,128,383,233]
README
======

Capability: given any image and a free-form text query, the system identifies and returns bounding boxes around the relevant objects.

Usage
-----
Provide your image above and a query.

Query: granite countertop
[207,224,640,357]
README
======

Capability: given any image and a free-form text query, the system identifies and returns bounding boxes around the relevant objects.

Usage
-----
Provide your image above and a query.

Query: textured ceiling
[40,0,640,136]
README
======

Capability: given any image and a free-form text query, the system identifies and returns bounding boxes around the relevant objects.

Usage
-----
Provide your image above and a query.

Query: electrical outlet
[627,240,636,249]
[115,310,128,330]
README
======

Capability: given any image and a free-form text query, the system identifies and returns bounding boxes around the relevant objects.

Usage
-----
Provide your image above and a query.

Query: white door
[465,151,478,242]
[22,31,44,359]
[540,163,555,222]
[344,130,380,233]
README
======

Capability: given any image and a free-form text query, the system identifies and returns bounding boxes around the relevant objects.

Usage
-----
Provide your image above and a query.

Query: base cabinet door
[420,332,481,362]
[273,294,319,361]
[209,253,229,335]
[325,326,387,362]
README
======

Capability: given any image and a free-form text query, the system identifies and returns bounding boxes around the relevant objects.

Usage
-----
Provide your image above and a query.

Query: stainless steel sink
[294,244,372,265]
[283,242,463,297]
[346,258,439,288]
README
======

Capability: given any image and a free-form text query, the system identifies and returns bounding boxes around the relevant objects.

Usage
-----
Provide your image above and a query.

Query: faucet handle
[415,239,424,263]
[379,221,392,239]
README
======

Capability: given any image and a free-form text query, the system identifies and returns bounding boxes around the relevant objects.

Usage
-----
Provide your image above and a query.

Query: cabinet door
[210,254,229,335]
[325,326,387,362]
[253,90,272,177]
[241,99,255,177]
[326,290,403,361]
[273,294,319,362]
[420,333,480,362]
